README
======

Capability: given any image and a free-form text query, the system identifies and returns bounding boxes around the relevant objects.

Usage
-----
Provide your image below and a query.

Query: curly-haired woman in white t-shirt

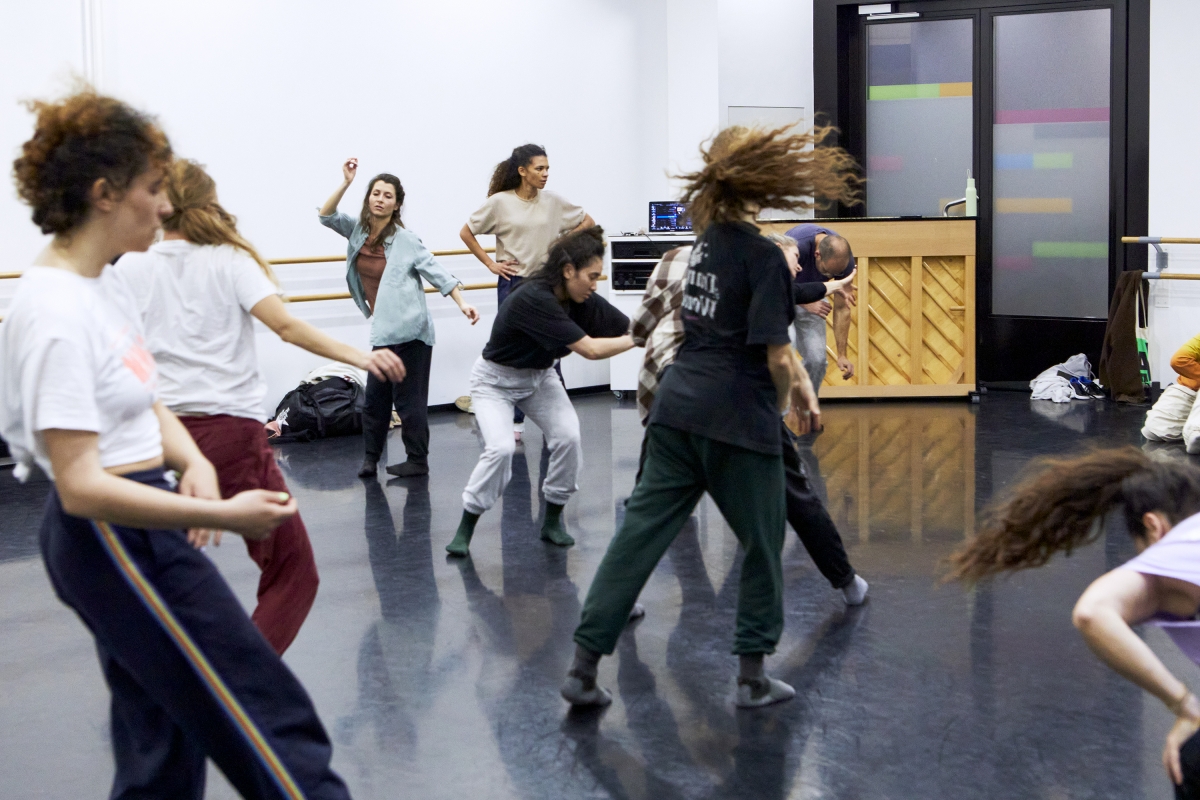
[1,90,350,799]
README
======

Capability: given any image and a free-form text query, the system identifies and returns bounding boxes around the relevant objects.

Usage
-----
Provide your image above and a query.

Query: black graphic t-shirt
[649,221,795,454]
[481,279,630,370]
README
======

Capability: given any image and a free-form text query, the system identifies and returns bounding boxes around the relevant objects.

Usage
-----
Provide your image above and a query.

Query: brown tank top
[356,242,387,311]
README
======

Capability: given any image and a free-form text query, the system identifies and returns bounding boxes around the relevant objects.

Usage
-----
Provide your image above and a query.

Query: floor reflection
[0,392,1186,799]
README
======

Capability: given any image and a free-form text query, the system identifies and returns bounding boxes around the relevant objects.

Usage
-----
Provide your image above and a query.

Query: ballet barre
[286,275,608,303]
[268,247,494,265]
[1121,236,1200,276]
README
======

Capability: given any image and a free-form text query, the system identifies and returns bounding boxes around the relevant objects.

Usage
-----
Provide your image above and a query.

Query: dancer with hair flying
[321,158,479,479]
[460,144,595,441]
[447,226,632,557]
[3,89,350,800]
[949,448,1200,797]
[563,125,861,709]
[115,159,405,654]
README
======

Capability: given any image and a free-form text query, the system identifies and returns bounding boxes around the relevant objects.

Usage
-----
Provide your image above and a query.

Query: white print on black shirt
[682,266,720,319]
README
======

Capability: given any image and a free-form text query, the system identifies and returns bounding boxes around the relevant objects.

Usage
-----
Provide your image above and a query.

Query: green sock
[446,510,481,556]
[540,502,574,547]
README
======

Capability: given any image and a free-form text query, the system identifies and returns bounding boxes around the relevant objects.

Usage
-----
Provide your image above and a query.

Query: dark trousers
[39,470,349,800]
[181,414,319,654]
[576,424,786,656]
[632,417,856,592]
[780,421,856,589]
[363,339,432,465]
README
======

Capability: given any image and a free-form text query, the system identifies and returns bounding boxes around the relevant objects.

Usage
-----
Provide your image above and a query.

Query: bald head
[816,234,852,276]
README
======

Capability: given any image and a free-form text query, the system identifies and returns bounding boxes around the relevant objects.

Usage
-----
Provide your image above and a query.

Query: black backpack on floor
[272,377,364,442]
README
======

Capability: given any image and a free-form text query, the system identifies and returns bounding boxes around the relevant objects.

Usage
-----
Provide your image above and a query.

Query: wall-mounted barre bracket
[1121,236,1200,275]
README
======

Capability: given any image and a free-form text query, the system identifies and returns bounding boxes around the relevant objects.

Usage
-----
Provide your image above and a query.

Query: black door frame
[814,0,1150,383]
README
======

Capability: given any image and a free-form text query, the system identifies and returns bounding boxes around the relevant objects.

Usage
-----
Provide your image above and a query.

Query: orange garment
[1171,333,1200,391]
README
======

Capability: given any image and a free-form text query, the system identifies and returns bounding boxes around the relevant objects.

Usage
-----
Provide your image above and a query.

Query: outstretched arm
[568,334,635,360]
[251,295,406,383]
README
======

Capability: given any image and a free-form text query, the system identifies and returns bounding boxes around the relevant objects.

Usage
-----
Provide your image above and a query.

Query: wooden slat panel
[910,256,923,386]
[758,219,975,257]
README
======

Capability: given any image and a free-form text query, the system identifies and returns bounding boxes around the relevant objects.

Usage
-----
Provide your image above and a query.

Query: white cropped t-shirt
[112,241,279,421]
[0,266,162,481]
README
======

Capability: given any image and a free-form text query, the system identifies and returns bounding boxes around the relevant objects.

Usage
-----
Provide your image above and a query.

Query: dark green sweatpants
[574,423,786,656]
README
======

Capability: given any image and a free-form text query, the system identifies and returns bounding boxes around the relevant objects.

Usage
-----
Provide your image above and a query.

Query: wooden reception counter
[759,217,976,400]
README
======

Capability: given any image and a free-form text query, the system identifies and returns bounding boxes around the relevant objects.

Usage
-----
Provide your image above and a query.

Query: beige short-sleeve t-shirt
[467,189,587,277]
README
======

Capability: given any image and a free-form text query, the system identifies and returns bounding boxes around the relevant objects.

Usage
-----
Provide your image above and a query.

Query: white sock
[842,575,869,605]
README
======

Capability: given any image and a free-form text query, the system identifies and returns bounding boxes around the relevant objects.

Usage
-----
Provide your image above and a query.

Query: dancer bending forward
[3,90,350,800]
[114,159,406,654]
[950,448,1200,797]
[448,226,632,556]
[564,124,861,710]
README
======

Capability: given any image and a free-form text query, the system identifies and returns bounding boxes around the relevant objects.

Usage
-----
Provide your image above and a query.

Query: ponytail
[487,143,547,196]
[163,159,278,285]
[946,448,1200,584]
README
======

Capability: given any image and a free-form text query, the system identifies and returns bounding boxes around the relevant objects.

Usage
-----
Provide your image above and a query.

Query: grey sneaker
[561,670,612,707]
[735,676,795,708]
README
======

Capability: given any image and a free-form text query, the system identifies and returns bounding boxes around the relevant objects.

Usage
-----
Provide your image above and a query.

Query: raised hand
[342,157,358,185]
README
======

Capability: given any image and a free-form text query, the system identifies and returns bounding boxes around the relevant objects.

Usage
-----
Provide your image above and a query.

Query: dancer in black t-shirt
[447,226,633,556]
[565,124,861,709]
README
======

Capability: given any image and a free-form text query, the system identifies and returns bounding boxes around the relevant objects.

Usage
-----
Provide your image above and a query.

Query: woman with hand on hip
[460,144,595,441]
[114,159,405,654]
[3,90,350,800]
[320,158,479,479]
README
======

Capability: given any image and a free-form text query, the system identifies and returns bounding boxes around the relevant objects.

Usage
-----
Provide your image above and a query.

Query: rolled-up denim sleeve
[410,239,460,296]
[318,210,357,239]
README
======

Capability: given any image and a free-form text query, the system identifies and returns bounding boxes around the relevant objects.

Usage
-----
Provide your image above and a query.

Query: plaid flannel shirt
[630,246,693,423]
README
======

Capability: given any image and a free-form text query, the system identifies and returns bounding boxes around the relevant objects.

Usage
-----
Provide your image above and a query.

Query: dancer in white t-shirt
[114,159,405,654]
[1,89,350,799]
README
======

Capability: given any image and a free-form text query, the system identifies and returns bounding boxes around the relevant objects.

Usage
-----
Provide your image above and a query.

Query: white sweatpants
[461,357,582,514]
[1142,382,1197,442]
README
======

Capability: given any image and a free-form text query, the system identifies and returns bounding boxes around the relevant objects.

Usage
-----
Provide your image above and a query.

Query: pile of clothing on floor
[1142,333,1200,454]
[1030,354,1106,403]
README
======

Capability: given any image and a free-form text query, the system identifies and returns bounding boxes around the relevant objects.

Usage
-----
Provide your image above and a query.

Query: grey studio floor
[2,391,1197,799]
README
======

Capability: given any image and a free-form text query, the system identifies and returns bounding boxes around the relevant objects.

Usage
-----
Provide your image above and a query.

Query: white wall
[1146,0,1200,385]
[0,0,815,410]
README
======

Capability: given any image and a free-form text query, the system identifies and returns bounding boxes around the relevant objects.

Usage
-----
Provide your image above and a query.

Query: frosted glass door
[992,9,1111,318]
[865,19,973,217]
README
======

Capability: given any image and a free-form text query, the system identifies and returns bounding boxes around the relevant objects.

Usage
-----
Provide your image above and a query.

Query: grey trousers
[461,357,582,514]
[793,309,829,389]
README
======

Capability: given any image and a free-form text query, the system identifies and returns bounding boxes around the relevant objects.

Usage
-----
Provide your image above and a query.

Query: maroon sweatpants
[180,414,319,655]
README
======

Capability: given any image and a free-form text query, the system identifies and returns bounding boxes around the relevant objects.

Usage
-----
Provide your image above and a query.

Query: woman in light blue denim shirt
[319,158,479,478]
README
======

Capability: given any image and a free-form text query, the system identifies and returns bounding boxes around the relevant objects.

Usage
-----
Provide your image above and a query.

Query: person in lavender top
[949,448,1200,798]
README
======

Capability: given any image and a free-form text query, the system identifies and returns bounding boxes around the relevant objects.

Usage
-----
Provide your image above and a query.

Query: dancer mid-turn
[949,448,1200,797]
[630,232,867,606]
[114,159,406,654]
[320,157,479,479]
[448,226,632,556]
[2,89,350,800]
[563,124,861,710]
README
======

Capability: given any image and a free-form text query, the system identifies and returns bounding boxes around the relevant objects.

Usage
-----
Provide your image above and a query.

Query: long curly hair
[163,159,277,284]
[528,225,606,293]
[675,125,861,233]
[488,144,547,197]
[13,88,172,235]
[359,173,405,247]
[946,447,1200,584]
